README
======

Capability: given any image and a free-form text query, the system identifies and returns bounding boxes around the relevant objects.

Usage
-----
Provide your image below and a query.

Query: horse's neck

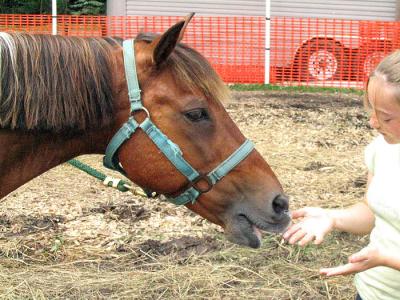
[0,130,109,199]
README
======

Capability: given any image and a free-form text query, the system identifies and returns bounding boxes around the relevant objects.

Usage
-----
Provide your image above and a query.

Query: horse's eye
[184,108,210,122]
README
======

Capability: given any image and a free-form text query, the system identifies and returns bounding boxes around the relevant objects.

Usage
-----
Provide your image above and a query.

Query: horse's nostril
[272,194,289,215]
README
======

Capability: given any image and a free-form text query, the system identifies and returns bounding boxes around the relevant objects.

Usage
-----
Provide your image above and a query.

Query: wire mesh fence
[0,14,399,88]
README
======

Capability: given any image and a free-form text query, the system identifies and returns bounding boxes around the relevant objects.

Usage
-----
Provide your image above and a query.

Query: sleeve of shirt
[364,137,379,174]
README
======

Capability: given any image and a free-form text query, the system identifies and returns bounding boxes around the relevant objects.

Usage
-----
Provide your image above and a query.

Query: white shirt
[354,135,400,300]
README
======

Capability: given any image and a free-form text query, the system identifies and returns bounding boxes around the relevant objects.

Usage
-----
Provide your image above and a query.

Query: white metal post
[52,0,57,35]
[264,0,271,84]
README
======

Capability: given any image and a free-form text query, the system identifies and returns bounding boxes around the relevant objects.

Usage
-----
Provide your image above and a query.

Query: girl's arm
[320,246,400,276]
[283,173,375,246]
[382,253,400,271]
[328,172,375,234]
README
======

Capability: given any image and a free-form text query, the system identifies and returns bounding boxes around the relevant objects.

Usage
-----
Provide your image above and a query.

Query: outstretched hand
[283,207,335,246]
[320,246,388,277]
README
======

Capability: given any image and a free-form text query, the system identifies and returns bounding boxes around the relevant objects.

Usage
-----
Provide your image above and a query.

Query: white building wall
[125,0,263,16]
[272,0,397,20]
[108,0,398,21]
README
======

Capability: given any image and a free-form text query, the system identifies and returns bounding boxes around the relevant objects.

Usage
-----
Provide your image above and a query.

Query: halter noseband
[103,39,254,205]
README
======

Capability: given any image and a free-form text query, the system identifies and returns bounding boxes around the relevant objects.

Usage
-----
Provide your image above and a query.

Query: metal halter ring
[131,107,150,120]
[190,174,213,194]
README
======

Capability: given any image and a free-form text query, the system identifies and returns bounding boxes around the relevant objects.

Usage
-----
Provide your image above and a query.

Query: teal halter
[103,39,255,206]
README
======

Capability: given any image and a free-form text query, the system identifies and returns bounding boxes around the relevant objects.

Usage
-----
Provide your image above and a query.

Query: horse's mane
[136,33,230,106]
[0,32,119,132]
[0,31,229,133]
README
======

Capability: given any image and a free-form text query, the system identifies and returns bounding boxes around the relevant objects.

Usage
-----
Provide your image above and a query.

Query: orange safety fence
[0,14,399,88]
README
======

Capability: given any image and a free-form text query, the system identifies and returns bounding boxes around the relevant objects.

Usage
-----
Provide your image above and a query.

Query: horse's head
[108,14,290,248]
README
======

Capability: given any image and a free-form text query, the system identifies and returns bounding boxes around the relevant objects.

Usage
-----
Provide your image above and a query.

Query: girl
[283,50,400,300]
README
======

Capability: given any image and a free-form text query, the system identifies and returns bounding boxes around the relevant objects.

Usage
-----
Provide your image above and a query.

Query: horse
[0,13,290,248]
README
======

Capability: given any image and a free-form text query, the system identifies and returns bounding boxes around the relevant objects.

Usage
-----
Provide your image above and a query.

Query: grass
[229,83,364,95]
[0,233,363,299]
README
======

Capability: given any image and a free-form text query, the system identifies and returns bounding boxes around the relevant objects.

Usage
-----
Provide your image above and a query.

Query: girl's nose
[369,113,380,129]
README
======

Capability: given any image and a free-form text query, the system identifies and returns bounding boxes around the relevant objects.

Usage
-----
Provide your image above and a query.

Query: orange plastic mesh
[0,14,399,88]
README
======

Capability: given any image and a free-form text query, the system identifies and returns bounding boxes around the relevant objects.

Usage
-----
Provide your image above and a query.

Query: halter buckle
[190,174,213,194]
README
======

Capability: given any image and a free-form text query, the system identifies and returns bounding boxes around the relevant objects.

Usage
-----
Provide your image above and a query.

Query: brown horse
[0,14,290,248]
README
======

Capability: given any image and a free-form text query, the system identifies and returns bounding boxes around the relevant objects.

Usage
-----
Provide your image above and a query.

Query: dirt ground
[0,90,375,299]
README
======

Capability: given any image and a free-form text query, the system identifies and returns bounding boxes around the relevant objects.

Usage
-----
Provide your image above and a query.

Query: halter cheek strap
[103,39,254,206]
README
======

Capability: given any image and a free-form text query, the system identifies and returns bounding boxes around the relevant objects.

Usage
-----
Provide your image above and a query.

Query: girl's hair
[365,50,400,108]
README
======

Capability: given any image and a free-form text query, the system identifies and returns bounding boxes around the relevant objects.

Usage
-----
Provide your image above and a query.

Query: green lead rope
[67,159,133,193]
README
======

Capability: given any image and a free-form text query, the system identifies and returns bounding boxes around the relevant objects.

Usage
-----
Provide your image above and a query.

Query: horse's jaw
[223,208,291,248]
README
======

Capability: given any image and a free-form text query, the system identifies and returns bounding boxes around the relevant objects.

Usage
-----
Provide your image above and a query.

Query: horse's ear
[150,12,195,67]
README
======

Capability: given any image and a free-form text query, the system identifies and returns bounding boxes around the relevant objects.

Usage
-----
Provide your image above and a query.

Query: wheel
[363,51,387,76]
[359,40,393,79]
[294,39,344,81]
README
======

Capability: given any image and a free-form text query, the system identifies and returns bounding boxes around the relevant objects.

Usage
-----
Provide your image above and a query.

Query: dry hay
[0,90,375,299]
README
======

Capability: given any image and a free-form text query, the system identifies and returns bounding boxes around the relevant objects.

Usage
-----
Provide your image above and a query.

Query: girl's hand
[320,246,388,277]
[283,207,335,246]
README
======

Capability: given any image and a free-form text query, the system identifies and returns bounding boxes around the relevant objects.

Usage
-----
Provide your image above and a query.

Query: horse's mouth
[225,213,291,249]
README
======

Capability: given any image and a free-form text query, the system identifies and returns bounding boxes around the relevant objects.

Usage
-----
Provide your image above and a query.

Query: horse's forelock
[136,33,230,105]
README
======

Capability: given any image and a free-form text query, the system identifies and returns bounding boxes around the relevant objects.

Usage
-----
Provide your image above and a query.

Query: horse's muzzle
[223,193,291,248]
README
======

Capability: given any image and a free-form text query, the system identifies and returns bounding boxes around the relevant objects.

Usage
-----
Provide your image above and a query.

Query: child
[283,50,400,300]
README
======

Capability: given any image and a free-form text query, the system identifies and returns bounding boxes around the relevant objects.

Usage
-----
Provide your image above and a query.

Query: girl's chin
[382,135,400,144]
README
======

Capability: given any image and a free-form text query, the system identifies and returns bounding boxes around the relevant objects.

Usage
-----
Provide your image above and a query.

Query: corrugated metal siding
[120,0,397,21]
[272,0,397,20]
[126,0,263,16]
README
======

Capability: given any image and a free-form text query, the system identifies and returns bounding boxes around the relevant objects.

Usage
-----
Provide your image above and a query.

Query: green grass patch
[229,84,364,95]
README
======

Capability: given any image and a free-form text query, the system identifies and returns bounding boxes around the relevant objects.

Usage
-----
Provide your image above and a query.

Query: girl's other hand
[320,246,388,276]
